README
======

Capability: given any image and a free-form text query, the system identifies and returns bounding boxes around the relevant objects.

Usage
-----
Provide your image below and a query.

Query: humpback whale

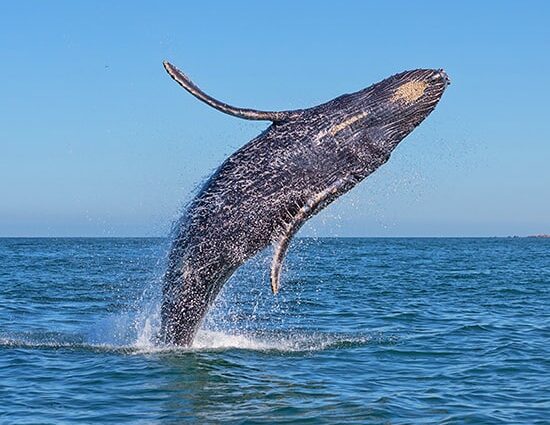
[161,61,450,345]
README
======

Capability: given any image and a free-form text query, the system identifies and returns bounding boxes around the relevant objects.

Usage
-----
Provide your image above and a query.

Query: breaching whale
[161,61,450,345]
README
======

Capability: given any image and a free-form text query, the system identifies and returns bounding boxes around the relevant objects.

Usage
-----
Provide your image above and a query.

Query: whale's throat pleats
[270,178,349,294]
[163,61,302,123]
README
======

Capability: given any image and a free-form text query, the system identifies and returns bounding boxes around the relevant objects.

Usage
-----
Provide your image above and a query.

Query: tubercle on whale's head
[313,69,450,154]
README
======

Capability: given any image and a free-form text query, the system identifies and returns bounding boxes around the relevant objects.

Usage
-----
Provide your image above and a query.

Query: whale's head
[308,69,450,166]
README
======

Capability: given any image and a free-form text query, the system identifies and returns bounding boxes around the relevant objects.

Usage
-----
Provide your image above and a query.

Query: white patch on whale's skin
[391,81,427,104]
[313,111,369,145]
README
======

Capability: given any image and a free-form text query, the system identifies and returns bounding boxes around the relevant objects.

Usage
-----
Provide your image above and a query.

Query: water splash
[0,325,387,355]
[190,329,382,352]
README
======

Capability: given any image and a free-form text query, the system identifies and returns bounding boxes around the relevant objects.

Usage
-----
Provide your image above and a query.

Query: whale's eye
[391,81,427,104]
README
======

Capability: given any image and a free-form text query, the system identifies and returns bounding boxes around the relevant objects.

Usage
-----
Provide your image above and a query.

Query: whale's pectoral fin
[270,227,295,295]
[163,61,301,123]
[270,179,349,294]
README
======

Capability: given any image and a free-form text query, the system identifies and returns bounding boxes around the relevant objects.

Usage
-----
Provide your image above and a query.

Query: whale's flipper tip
[163,60,301,122]
[162,61,192,88]
[270,276,280,295]
[163,61,179,76]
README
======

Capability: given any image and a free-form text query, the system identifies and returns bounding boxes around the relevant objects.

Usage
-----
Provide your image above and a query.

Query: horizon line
[0,235,547,239]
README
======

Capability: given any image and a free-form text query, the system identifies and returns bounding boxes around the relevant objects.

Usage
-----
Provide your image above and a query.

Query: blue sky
[1,1,549,237]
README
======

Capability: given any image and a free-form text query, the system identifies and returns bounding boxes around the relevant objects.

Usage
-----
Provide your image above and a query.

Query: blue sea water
[0,237,548,424]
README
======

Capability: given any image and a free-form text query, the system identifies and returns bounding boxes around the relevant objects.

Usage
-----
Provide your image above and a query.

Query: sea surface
[0,237,548,424]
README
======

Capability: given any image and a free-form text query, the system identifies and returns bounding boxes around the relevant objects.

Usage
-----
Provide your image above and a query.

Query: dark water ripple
[0,237,548,424]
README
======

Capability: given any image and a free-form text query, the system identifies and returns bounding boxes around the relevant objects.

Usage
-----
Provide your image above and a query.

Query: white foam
[191,329,301,351]
[1,327,382,355]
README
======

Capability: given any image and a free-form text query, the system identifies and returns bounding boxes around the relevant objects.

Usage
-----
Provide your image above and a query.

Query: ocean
[0,237,548,424]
